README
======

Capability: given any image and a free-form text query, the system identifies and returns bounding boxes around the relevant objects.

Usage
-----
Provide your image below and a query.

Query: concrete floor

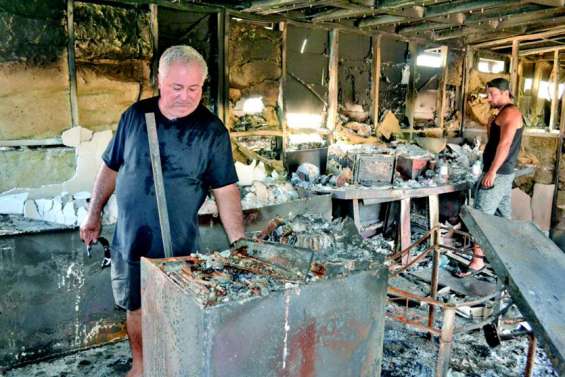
[4,319,558,377]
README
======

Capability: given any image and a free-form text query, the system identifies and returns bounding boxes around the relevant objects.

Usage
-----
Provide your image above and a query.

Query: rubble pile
[161,250,301,307]
[160,214,390,307]
[199,179,300,215]
[292,140,483,192]
[0,191,117,227]
[255,214,391,270]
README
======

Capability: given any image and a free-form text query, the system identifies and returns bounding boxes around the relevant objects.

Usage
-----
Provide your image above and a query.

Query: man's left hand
[482,170,496,188]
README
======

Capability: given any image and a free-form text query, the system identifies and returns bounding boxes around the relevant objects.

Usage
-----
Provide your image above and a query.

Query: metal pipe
[428,232,441,329]
[525,333,537,377]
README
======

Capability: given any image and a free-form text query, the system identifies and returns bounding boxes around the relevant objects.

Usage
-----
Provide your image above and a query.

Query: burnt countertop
[0,214,74,237]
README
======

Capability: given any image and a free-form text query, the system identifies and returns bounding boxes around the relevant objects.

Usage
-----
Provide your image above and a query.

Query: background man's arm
[79,164,117,245]
[482,108,521,188]
[212,183,245,243]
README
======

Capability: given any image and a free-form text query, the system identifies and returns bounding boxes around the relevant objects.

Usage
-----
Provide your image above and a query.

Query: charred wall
[228,19,283,163]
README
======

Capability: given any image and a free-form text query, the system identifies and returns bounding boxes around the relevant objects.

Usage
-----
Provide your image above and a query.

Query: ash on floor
[4,316,558,377]
[3,341,131,377]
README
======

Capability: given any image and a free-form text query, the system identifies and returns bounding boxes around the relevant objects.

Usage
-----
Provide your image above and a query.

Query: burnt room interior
[1,0,565,376]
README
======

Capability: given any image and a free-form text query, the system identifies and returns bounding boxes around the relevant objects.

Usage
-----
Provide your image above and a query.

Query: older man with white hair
[80,45,245,376]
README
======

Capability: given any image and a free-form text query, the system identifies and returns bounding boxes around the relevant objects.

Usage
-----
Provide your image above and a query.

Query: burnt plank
[461,206,565,376]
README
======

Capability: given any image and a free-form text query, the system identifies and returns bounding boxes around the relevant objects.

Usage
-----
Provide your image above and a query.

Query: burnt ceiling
[87,0,565,60]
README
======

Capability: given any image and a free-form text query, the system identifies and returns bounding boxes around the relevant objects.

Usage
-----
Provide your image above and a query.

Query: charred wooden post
[279,20,289,155]
[150,4,159,95]
[371,34,382,134]
[511,39,519,100]
[406,41,418,140]
[460,46,474,133]
[66,0,79,127]
[216,10,229,125]
[326,28,339,141]
[550,49,561,130]
[436,46,448,130]
[435,305,456,377]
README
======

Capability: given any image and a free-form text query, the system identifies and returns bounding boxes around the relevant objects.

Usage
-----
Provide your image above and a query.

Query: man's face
[486,87,509,108]
[158,62,204,119]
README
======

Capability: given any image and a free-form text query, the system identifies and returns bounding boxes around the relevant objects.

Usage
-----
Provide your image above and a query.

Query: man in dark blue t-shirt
[80,45,244,377]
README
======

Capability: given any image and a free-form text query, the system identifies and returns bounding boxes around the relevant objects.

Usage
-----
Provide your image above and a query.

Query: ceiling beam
[424,0,517,19]
[433,26,521,42]
[520,45,565,56]
[358,15,406,27]
[491,37,565,50]
[472,25,565,47]
[397,4,552,35]
[523,0,565,6]
[255,0,338,15]
[244,0,317,13]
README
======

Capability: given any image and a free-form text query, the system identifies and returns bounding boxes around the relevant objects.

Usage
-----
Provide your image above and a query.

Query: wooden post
[326,29,339,140]
[550,49,560,130]
[400,197,411,264]
[436,46,448,131]
[66,0,79,127]
[371,34,382,133]
[561,84,565,134]
[511,39,520,101]
[406,42,418,140]
[435,305,456,377]
[460,46,474,133]
[530,62,545,126]
[429,194,439,244]
[149,4,159,96]
[216,10,228,125]
[550,67,565,229]
[279,21,289,157]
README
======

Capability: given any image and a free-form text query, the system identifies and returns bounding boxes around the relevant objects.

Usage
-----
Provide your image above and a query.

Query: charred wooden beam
[326,29,339,134]
[472,25,565,47]
[256,0,339,15]
[549,49,561,130]
[492,37,565,51]
[149,3,158,95]
[524,0,565,5]
[66,0,79,127]
[279,21,289,154]
[244,0,316,13]
[424,0,516,19]
[520,44,565,56]
[436,46,449,130]
[433,26,520,42]
[406,41,418,140]
[217,10,229,125]
[511,40,519,100]
[371,34,382,128]
[358,15,407,28]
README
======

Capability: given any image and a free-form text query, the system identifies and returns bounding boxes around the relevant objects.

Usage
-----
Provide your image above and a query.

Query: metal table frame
[386,225,537,377]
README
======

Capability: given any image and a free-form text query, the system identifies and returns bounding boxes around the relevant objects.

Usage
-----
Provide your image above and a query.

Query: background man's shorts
[473,173,515,220]
[111,249,141,311]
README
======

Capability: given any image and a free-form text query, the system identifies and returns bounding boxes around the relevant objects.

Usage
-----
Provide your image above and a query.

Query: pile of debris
[199,179,300,215]
[160,214,389,307]
[254,214,391,272]
[0,191,117,227]
[161,249,301,307]
[291,140,481,192]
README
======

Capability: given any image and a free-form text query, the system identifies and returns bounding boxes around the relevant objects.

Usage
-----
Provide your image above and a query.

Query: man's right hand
[80,213,101,246]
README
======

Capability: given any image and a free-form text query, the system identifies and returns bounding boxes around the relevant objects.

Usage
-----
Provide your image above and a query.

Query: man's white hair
[158,45,208,81]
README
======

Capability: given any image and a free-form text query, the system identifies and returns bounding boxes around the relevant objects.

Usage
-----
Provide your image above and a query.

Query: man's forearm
[212,184,245,243]
[89,164,117,216]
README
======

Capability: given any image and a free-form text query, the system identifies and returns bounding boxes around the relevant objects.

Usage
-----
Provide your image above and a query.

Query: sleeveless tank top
[482,104,524,175]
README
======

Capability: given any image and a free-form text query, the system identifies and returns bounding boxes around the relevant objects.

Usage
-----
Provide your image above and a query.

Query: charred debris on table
[157,214,391,308]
